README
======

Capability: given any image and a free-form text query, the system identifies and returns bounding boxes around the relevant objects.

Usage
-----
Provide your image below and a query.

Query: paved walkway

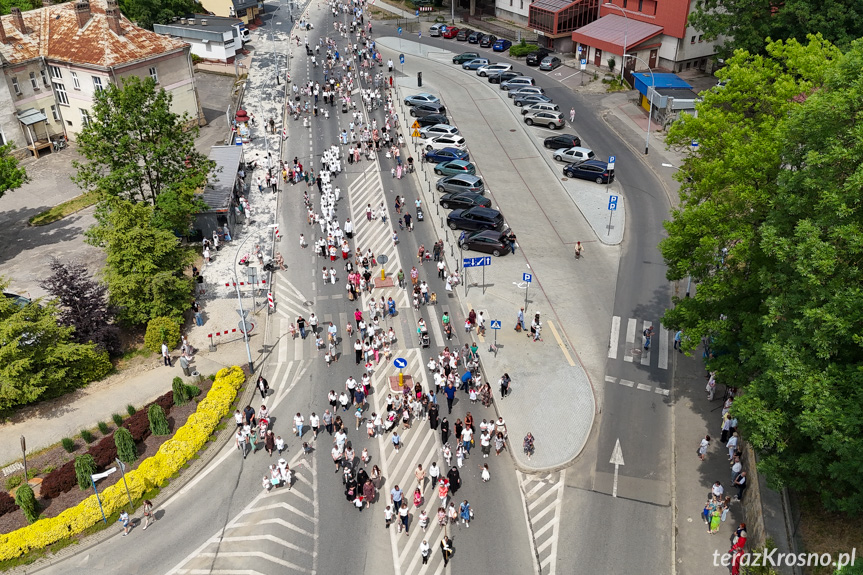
[0,353,240,469]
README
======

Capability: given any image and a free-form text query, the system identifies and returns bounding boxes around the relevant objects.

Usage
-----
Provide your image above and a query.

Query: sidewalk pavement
[0,353,236,469]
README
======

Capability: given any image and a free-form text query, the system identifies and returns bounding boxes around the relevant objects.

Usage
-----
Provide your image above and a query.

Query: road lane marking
[547,320,575,367]
[658,325,669,369]
[623,318,636,362]
[640,320,652,366]
[636,383,652,391]
[608,315,620,359]
[619,379,634,387]
[655,388,670,396]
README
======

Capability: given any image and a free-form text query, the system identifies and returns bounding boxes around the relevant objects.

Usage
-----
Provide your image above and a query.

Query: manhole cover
[304,300,314,307]
[562,177,568,181]
[509,129,516,132]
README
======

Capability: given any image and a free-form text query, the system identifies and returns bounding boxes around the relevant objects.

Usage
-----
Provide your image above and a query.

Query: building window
[93,76,104,92]
[510,0,513,5]
[51,105,60,121]
[56,83,69,105]
[638,0,643,10]
[520,0,523,8]
[41,68,49,86]
[698,34,704,42]
[12,77,20,95]
[690,35,696,44]
[71,71,80,90]
[149,67,159,84]
[80,109,91,127]
[30,72,39,90]
[49,65,62,80]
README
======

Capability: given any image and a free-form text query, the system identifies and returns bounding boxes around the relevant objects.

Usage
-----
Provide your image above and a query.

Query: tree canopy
[0,280,112,411]
[689,0,863,59]
[72,75,211,233]
[85,200,194,326]
[0,143,28,200]
[118,0,203,30]
[662,35,863,513]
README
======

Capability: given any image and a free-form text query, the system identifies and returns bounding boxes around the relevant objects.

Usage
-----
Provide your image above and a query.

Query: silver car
[553,146,596,164]
[500,77,536,91]
[508,86,545,99]
[521,102,560,115]
[523,110,565,130]
[436,174,485,194]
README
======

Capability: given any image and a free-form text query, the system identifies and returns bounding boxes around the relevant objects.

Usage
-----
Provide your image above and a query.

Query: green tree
[0,280,112,411]
[118,0,203,30]
[114,427,137,463]
[0,143,27,200]
[74,454,97,491]
[85,200,194,325]
[172,376,189,406]
[72,76,212,233]
[0,0,41,16]
[148,404,170,436]
[689,0,863,59]
[661,36,863,513]
[13,482,37,523]
[143,317,181,354]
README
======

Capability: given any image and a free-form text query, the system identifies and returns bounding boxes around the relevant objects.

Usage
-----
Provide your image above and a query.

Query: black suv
[456,28,473,41]
[467,31,483,43]
[526,48,552,66]
[415,113,450,128]
[479,34,497,48]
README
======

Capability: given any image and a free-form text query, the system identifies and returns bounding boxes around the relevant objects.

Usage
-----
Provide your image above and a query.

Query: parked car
[443,27,460,39]
[563,159,614,184]
[459,229,511,256]
[492,38,513,52]
[479,34,497,47]
[523,110,565,129]
[425,147,469,163]
[544,134,581,148]
[429,24,446,36]
[514,94,553,107]
[539,56,562,70]
[433,159,476,176]
[520,102,559,115]
[439,191,491,210]
[452,51,479,64]
[415,113,450,128]
[508,85,545,98]
[477,63,512,77]
[456,28,473,41]
[422,134,467,152]
[447,206,505,232]
[436,174,485,194]
[405,93,441,106]
[467,31,483,43]
[410,102,447,116]
[501,76,536,91]
[553,146,595,164]
[462,58,490,70]
[420,124,460,138]
[526,48,552,66]
[488,71,519,84]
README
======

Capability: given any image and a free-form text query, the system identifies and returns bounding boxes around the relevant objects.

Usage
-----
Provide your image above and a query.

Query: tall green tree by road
[72,76,211,233]
[118,0,203,30]
[85,200,194,325]
[689,0,863,59]
[0,280,112,411]
[0,143,28,200]
[662,36,863,513]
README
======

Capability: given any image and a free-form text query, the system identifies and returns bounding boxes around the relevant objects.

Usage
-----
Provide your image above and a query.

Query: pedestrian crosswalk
[607,316,671,370]
[518,470,566,575]
[165,449,319,575]
[604,375,670,396]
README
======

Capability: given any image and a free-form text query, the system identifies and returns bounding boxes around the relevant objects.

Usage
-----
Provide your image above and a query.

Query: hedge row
[38,391,175,501]
[0,366,244,561]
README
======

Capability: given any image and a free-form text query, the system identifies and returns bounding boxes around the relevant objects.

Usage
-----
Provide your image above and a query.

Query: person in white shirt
[419,539,431,564]
[310,412,320,439]
[294,413,305,436]
[275,435,285,456]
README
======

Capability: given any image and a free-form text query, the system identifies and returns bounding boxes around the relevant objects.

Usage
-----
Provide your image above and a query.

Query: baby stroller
[416,206,424,222]
[418,328,430,348]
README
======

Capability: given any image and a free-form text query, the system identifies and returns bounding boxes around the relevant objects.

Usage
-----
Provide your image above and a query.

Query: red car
[442,27,459,39]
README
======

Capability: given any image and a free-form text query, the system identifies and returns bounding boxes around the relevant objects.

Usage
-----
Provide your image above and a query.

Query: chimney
[188,17,195,25]
[0,22,6,44]
[10,7,26,34]
[180,17,187,24]
[74,1,91,29]
[105,0,122,34]
[201,18,207,26]
[42,0,52,7]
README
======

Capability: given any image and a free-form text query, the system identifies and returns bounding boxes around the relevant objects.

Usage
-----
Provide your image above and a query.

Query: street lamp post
[625,54,654,154]
[603,3,627,87]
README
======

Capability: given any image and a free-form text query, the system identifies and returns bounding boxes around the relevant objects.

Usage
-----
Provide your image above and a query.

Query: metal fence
[391,11,538,43]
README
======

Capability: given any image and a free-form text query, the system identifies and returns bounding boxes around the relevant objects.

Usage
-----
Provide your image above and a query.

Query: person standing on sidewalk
[673,330,683,352]
[515,307,525,332]
[523,432,535,460]
[733,471,747,501]
[257,375,269,399]
[698,435,710,461]
[161,342,172,367]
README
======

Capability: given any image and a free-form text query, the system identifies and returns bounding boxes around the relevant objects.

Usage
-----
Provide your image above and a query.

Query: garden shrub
[153,391,174,413]
[14,484,37,524]
[111,413,123,426]
[114,427,136,463]
[509,40,540,58]
[40,461,76,499]
[126,404,136,416]
[143,317,180,354]
[97,421,110,435]
[172,377,189,406]
[0,492,17,518]
[89,434,118,468]
[80,430,95,443]
[4,476,22,491]
[185,385,201,399]
[61,438,75,453]
[74,455,96,491]
[123,409,151,443]
[148,405,170,436]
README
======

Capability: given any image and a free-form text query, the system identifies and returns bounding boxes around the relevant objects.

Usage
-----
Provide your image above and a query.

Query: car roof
[575,159,608,169]
[442,159,470,166]
[466,229,505,240]
[566,146,593,153]
[463,206,501,217]
[444,174,481,182]
[437,147,464,154]
[426,123,456,130]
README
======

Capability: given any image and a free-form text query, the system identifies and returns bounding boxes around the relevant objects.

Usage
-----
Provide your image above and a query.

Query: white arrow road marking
[610,439,625,498]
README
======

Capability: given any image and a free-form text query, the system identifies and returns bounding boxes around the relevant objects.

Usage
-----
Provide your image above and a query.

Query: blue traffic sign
[608,195,619,211]
[523,273,532,283]
[397,26,402,35]
[394,357,407,369]
[463,256,491,268]
[578,47,583,53]
[399,54,405,64]
[490,320,502,330]
[418,31,422,38]
[580,59,587,66]
[415,9,419,16]
[608,155,616,164]
[691,139,699,148]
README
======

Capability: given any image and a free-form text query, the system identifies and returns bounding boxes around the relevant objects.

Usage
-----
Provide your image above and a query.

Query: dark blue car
[493,39,513,52]
[563,159,614,184]
[425,147,469,163]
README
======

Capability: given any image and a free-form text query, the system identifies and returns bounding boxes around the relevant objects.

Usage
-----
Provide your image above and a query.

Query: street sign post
[398,26,402,35]
[90,467,117,523]
[394,357,407,387]
[490,320,501,353]
[608,194,618,237]
[463,257,491,295]
[411,120,420,130]
[580,58,587,85]
[399,53,405,64]
[522,272,532,310]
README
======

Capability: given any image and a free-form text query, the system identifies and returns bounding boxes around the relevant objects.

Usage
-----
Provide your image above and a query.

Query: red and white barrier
[225,279,268,287]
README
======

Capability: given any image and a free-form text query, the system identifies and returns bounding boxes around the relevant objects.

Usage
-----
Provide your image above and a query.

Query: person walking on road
[420,540,431,564]
[257,375,269,399]
[141,500,154,530]
[674,330,683,352]
[698,434,710,461]
[444,383,456,414]
[515,307,525,332]
[569,107,576,123]
[523,432,535,460]
[460,500,472,527]
[643,325,655,349]
[440,536,453,566]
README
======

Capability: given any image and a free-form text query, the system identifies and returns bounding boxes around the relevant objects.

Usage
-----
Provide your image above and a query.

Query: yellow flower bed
[0,366,246,561]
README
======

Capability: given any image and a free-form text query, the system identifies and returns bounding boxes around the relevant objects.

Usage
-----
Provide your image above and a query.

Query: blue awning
[631,72,692,97]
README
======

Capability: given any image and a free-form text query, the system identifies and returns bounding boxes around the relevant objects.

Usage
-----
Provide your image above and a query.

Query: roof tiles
[0,0,187,68]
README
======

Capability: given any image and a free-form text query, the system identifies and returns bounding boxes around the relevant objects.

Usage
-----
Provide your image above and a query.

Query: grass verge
[28,192,99,227]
